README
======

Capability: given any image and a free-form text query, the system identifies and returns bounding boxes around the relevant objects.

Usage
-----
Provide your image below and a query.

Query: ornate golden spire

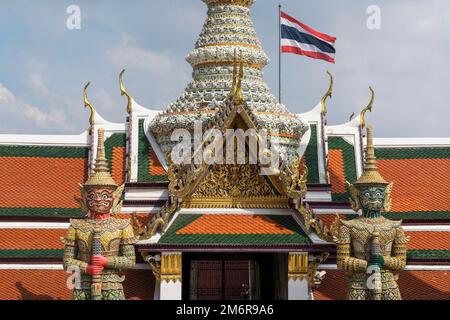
[355,125,388,186]
[84,128,118,188]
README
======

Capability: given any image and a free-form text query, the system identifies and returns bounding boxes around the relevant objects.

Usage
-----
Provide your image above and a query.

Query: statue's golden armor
[336,217,409,300]
[63,218,136,298]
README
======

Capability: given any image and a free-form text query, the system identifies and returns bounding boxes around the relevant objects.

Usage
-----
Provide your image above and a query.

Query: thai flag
[280,11,336,63]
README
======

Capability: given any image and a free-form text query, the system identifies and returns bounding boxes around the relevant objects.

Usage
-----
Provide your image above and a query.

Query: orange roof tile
[176,215,295,235]
[328,149,347,194]
[149,147,166,176]
[112,146,126,185]
[0,269,155,300]
[406,231,450,250]
[0,229,66,250]
[314,270,450,300]
[0,157,87,209]
[377,159,450,212]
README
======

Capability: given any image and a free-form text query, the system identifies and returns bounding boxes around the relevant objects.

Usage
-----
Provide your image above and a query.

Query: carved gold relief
[279,156,308,199]
[161,253,182,283]
[288,252,309,281]
[193,163,276,198]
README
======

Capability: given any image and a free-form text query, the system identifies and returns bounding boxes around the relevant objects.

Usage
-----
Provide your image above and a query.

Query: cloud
[106,34,173,77]
[0,83,15,104]
[0,83,67,132]
[23,104,66,129]
[105,33,191,107]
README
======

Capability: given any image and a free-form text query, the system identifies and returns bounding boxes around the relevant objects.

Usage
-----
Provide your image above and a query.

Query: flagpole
[278,3,282,104]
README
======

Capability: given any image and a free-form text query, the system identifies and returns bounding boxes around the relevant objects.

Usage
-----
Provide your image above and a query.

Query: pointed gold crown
[84,128,118,188]
[354,125,388,186]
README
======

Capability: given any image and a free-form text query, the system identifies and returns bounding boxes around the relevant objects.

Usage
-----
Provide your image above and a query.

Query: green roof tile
[137,119,168,182]
[158,214,312,245]
[328,137,357,203]
[383,212,450,220]
[0,145,88,159]
[376,147,450,160]
[407,250,450,260]
[304,124,320,184]
[0,249,63,259]
[0,208,84,218]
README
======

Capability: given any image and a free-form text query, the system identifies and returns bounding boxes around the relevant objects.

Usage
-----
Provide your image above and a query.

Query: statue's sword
[371,232,382,300]
[91,227,102,300]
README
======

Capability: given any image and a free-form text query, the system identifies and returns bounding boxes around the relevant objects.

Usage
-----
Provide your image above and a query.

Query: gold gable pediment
[183,162,290,209]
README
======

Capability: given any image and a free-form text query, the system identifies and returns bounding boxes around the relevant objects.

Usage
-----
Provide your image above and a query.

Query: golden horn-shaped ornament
[84,82,95,134]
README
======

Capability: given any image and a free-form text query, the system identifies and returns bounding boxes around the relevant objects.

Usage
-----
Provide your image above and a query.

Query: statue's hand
[91,255,108,267]
[86,264,104,275]
[368,254,384,270]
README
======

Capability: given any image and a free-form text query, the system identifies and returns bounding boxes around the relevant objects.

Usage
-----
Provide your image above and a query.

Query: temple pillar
[160,252,182,300]
[287,252,311,300]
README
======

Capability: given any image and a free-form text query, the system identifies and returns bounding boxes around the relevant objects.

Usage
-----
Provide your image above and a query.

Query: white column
[287,252,312,300]
[159,252,182,300]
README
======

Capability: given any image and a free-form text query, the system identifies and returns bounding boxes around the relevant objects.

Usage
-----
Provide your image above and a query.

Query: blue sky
[0,0,449,137]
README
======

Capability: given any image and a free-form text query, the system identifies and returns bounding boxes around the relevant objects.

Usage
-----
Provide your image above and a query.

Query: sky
[0,0,449,137]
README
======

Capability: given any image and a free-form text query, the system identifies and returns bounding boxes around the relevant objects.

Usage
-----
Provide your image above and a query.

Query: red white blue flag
[280,11,336,63]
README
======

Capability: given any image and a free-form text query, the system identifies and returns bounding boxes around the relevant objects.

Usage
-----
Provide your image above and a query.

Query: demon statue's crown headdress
[347,125,393,212]
[79,128,124,214]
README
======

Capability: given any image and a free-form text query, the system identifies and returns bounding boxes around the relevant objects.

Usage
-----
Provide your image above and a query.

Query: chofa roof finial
[119,69,133,116]
[321,71,333,115]
[84,82,96,134]
[360,86,375,129]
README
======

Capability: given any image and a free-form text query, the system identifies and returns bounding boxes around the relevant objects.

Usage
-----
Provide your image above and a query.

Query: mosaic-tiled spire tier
[150,0,308,159]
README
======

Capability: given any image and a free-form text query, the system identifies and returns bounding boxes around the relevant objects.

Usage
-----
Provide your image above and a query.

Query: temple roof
[157,213,312,247]
[375,145,450,220]
[0,144,88,218]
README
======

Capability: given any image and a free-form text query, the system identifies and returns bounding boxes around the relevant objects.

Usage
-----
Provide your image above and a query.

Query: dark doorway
[182,253,287,300]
